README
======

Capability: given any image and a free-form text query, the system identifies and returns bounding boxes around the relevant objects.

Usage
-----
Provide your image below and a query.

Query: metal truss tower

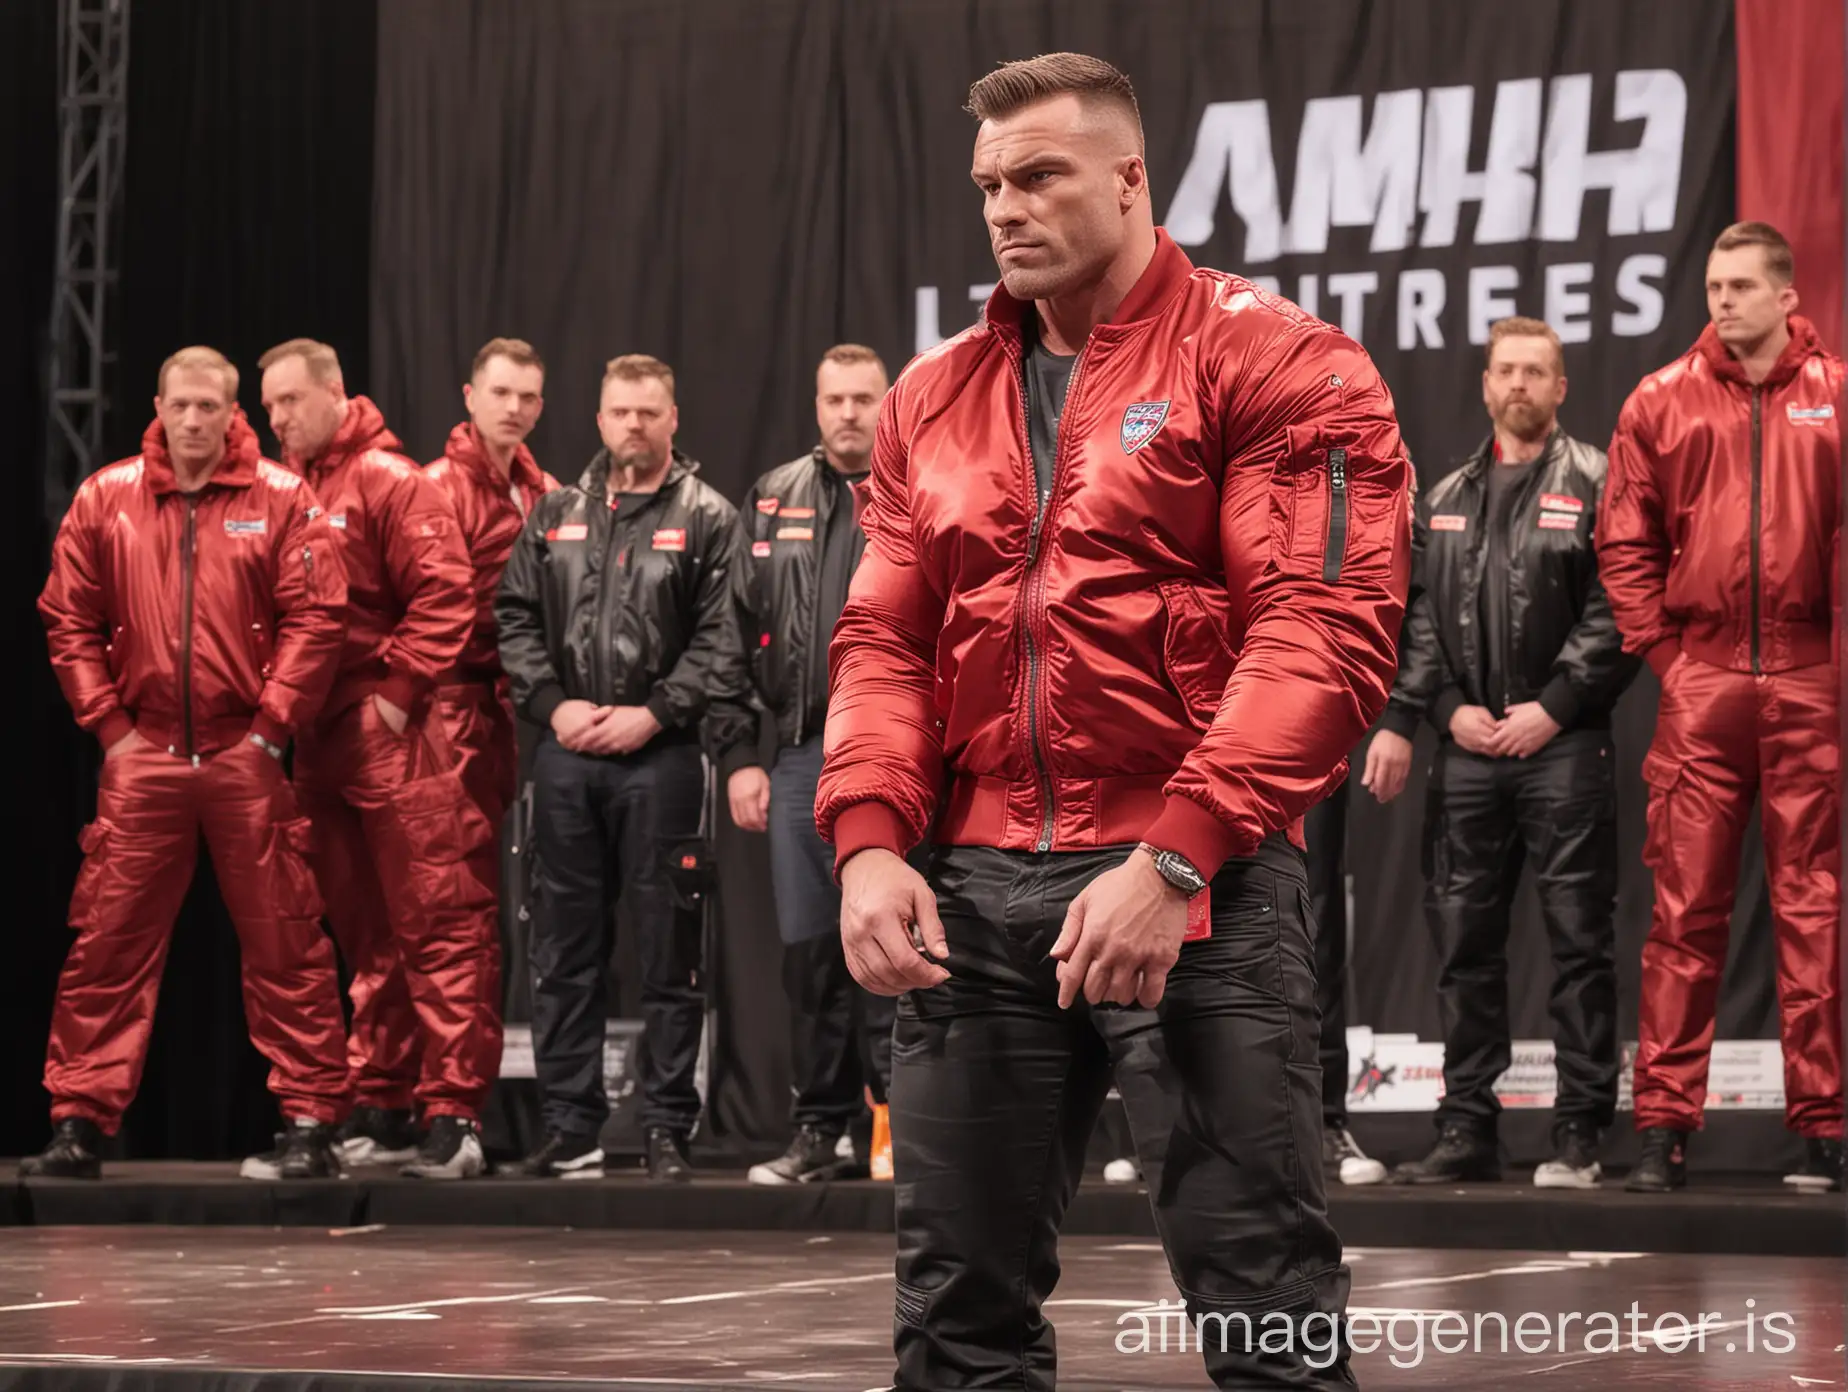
[43,0,130,523]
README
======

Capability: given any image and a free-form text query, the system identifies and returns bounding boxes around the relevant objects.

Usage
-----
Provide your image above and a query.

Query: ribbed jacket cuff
[831,801,910,880]
[1142,794,1251,885]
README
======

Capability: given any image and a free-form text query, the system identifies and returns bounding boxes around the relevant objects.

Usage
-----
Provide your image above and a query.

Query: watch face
[1159,852,1205,893]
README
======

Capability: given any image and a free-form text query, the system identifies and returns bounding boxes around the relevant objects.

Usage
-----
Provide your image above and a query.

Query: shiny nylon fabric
[1597,315,1843,677]
[38,413,347,754]
[48,741,348,1131]
[291,395,475,718]
[816,232,1413,881]
[1633,656,1841,1137]
[424,422,559,679]
[294,695,502,1119]
[343,679,516,1115]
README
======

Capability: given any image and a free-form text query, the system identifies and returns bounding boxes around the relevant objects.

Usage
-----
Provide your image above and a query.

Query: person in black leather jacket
[495,353,751,1183]
[1360,317,1638,1191]
[715,344,898,1186]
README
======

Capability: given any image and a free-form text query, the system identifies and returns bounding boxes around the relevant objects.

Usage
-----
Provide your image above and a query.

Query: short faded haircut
[1487,316,1565,376]
[258,337,343,384]
[472,336,545,379]
[1712,220,1795,284]
[158,345,238,400]
[965,52,1142,147]
[817,343,888,379]
[602,353,675,399]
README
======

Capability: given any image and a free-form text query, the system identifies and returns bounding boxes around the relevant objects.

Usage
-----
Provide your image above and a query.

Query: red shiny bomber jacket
[816,231,1415,883]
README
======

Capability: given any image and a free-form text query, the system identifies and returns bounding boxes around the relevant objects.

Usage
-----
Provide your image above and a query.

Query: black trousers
[1422,728,1620,1137]
[529,733,707,1140]
[890,837,1354,1391]
[1302,775,1350,1128]
[769,736,895,1134]
[784,933,894,1132]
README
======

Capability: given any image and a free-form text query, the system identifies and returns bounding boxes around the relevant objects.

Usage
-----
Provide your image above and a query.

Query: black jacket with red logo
[495,447,753,747]
[716,447,868,776]
[1379,426,1636,740]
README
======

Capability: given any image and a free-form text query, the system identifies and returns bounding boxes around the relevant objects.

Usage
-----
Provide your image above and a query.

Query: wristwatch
[1137,842,1207,897]
[248,731,286,761]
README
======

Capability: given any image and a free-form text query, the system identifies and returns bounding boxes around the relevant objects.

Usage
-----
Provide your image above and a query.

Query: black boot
[1783,1137,1843,1194]
[19,1118,104,1179]
[747,1124,852,1185]
[1624,1127,1688,1192]
[1389,1123,1500,1184]
[645,1126,692,1183]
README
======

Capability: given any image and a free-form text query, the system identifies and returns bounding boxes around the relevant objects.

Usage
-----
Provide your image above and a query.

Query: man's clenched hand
[840,849,950,996]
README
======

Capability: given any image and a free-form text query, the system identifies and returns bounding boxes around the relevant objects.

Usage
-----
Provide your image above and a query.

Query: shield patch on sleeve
[1120,400,1171,454]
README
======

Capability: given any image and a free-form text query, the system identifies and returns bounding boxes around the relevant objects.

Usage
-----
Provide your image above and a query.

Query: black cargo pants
[528,732,708,1141]
[888,836,1356,1390]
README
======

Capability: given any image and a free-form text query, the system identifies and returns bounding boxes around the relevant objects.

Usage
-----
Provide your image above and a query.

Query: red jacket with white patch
[815,230,1415,882]
[40,411,348,756]
[1596,314,1843,677]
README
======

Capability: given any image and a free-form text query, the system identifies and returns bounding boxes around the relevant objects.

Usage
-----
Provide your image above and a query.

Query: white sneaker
[340,1135,421,1166]
[1324,1126,1387,1185]
[1103,1157,1140,1183]
[1533,1123,1602,1189]
[1534,1158,1602,1189]
[334,1106,421,1166]
[400,1117,486,1179]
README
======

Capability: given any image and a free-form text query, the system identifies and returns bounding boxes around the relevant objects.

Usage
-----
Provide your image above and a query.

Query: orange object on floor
[870,1102,893,1181]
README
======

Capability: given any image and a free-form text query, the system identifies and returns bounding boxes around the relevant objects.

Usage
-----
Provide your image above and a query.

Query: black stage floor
[4,1162,1842,1259]
[0,1226,1839,1391]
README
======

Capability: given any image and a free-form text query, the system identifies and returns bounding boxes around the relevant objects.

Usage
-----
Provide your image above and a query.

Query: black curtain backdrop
[9,0,1779,1163]
[4,0,74,1164]
[372,0,860,1148]
[374,0,1774,1154]
[5,0,378,1162]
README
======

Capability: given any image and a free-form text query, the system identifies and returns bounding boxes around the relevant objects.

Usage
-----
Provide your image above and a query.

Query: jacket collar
[981,227,1196,350]
[444,420,547,493]
[577,445,698,499]
[1463,425,1562,481]
[140,408,263,496]
[1695,313,1823,390]
[810,443,869,481]
[298,394,402,475]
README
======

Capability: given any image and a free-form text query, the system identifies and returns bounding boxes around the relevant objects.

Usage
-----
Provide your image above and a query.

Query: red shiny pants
[1635,656,1842,1138]
[46,738,348,1132]
[295,695,502,1120]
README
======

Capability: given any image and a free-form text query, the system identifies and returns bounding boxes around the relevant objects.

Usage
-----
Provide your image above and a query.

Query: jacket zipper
[1015,338,1086,854]
[1322,447,1348,582]
[592,499,613,705]
[181,498,199,765]
[794,468,825,747]
[1749,387,1762,675]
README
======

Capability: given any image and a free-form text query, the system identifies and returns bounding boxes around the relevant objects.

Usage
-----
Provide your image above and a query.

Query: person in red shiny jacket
[425,337,558,843]
[259,338,498,1180]
[29,347,351,1182]
[816,55,1410,1391]
[1596,221,1843,1196]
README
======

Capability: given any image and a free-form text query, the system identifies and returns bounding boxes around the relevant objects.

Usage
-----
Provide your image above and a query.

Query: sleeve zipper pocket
[1322,447,1348,583]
